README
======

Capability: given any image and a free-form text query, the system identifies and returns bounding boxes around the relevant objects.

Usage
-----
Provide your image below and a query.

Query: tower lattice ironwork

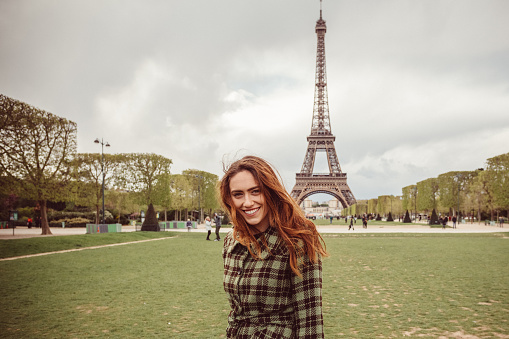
[291,1,356,208]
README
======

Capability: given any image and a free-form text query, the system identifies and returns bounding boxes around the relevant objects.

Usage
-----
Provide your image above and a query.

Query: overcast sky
[1,0,508,202]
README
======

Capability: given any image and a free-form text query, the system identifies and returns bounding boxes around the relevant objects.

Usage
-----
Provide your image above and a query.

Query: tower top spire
[316,0,326,34]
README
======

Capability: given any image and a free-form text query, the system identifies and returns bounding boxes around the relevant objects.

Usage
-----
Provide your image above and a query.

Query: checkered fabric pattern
[223,226,324,338]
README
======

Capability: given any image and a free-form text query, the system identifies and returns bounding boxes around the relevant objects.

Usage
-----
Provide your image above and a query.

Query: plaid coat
[222,226,324,338]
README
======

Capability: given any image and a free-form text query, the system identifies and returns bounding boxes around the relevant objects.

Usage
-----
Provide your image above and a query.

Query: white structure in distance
[301,198,343,220]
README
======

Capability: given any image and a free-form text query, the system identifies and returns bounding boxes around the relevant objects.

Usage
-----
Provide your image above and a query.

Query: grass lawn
[1,232,508,338]
[0,231,179,259]
[314,218,423,227]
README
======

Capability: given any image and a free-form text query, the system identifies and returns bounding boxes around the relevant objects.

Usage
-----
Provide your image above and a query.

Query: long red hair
[219,155,327,276]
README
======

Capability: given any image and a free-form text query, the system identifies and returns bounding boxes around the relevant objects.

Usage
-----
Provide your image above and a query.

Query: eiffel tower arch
[291,0,356,208]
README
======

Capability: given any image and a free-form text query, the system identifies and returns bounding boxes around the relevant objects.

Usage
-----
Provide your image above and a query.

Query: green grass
[322,233,509,337]
[314,219,418,226]
[1,232,508,338]
[0,232,179,259]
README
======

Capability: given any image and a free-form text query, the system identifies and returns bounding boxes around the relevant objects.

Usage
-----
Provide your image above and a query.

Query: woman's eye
[232,193,243,198]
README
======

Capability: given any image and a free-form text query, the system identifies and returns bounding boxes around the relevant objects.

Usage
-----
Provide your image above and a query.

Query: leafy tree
[182,169,220,221]
[106,189,139,223]
[169,174,193,220]
[355,200,368,216]
[485,153,509,219]
[390,195,403,219]
[115,153,172,205]
[152,173,173,221]
[469,169,494,221]
[0,94,77,234]
[377,195,393,216]
[367,198,377,215]
[71,153,118,224]
[402,185,417,220]
[350,203,357,216]
[438,171,473,217]
[416,178,439,213]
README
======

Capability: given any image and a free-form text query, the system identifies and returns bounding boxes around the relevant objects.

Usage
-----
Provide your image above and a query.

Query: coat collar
[226,226,280,259]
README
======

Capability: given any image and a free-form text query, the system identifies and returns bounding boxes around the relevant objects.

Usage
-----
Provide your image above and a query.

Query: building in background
[302,197,342,219]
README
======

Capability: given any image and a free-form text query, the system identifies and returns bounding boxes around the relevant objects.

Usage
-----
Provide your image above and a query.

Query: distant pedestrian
[362,216,367,229]
[348,217,354,231]
[329,216,333,224]
[441,216,447,229]
[27,217,33,228]
[205,217,212,240]
[452,216,457,229]
[344,217,347,223]
[500,217,504,228]
[186,219,192,232]
[214,213,221,241]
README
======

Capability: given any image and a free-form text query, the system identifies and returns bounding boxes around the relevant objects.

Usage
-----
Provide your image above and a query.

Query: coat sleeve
[291,256,324,338]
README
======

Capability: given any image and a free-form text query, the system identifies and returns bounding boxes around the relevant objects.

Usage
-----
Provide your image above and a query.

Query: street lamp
[413,186,417,222]
[194,174,204,223]
[94,138,110,224]
[454,172,468,221]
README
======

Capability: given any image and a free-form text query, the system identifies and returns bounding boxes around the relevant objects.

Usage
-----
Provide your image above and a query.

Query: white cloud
[1,0,508,201]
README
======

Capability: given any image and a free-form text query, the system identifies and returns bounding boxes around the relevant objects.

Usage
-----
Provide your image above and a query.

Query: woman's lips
[243,207,260,216]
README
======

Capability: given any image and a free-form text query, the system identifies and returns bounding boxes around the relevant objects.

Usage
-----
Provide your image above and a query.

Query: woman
[205,216,212,240]
[219,155,327,338]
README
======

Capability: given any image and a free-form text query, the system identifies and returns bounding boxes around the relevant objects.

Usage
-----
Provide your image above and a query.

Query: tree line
[1,94,220,235]
[344,153,509,223]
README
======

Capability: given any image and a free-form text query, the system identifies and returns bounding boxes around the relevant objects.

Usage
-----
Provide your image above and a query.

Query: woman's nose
[244,194,254,207]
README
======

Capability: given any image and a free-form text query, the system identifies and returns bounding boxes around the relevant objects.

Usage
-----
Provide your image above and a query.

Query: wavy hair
[219,155,328,276]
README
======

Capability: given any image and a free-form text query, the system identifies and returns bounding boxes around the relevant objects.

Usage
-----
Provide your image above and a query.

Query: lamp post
[194,174,204,223]
[94,138,110,224]
[455,173,462,221]
[413,186,417,222]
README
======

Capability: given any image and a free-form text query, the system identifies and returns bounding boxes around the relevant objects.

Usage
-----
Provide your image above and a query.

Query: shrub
[403,210,412,223]
[48,210,94,222]
[386,212,394,222]
[49,218,92,228]
[141,203,160,232]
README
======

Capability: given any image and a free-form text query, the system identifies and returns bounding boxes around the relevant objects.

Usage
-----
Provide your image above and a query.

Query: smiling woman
[219,155,328,338]
[229,170,270,234]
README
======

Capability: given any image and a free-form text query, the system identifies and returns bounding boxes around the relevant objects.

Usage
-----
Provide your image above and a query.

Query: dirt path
[0,236,176,262]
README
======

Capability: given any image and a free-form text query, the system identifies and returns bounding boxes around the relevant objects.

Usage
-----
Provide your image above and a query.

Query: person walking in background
[349,216,354,231]
[452,215,457,229]
[441,216,447,229]
[186,219,192,232]
[219,155,327,338]
[205,216,212,240]
[214,213,221,241]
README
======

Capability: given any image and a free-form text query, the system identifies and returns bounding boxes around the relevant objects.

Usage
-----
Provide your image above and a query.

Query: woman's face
[229,170,270,233]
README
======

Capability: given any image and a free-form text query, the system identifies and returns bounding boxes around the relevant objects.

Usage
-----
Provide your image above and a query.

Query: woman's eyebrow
[230,186,259,193]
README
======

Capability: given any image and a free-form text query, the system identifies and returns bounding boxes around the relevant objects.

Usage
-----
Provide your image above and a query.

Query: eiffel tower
[291,0,356,208]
